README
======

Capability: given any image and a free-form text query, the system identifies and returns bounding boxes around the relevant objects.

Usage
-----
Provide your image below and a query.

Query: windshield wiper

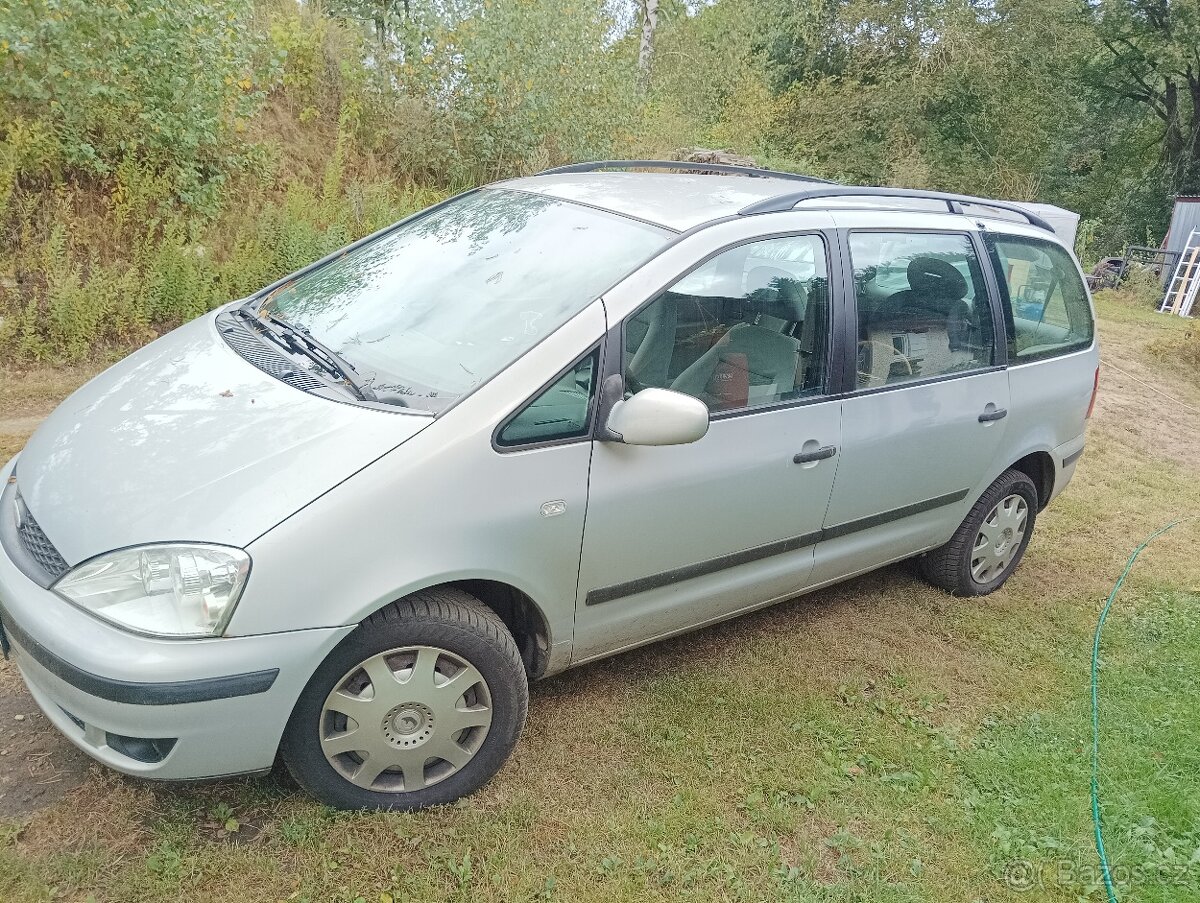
[236,301,382,404]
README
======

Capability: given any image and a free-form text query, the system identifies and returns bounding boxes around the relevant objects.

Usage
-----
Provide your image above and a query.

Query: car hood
[15,311,431,566]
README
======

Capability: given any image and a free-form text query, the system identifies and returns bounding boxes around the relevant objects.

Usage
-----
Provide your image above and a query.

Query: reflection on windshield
[262,190,671,413]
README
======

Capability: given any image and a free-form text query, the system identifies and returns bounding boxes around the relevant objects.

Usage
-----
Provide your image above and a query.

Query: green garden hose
[1090,518,1187,903]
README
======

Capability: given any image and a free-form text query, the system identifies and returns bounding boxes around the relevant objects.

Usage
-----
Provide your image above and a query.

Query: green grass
[2,296,1200,902]
[953,586,1200,902]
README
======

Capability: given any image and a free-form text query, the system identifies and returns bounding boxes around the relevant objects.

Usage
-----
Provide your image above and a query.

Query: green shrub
[1,0,270,208]
[1122,264,1168,308]
[0,153,445,362]
[404,0,640,182]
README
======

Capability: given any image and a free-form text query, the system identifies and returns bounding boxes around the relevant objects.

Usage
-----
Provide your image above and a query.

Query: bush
[0,151,444,362]
[403,0,640,182]
[0,0,270,208]
[1122,264,1168,308]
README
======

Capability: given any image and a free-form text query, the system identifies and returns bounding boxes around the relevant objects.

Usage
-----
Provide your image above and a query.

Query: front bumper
[0,460,355,780]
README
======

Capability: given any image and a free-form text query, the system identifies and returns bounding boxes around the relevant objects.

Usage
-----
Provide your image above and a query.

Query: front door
[811,228,1011,585]
[573,233,842,663]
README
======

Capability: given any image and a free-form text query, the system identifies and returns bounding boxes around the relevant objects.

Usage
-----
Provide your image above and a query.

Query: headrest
[906,257,968,302]
[745,266,807,321]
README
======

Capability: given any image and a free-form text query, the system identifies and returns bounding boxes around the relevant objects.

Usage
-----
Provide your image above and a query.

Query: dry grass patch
[0,365,105,459]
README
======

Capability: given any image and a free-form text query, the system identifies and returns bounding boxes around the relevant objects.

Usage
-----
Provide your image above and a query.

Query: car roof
[494,173,807,232]
[493,171,1069,248]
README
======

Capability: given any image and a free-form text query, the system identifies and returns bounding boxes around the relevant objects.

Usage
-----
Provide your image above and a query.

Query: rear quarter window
[986,234,1094,363]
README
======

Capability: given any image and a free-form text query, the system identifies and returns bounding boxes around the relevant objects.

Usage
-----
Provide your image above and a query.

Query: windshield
[260,189,672,412]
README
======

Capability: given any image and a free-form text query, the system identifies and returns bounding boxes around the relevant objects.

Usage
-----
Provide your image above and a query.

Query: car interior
[500,235,1078,446]
[854,251,994,387]
[990,239,1086,358]
[625,248,829,412]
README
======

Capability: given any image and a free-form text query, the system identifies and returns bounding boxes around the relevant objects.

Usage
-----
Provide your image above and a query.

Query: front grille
[15,496,69,581]
[216,312,326,392]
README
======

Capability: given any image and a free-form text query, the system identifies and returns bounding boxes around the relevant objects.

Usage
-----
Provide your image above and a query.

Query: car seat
[670,274,807,410]
[883,257,973,351]
[865,257,980,382]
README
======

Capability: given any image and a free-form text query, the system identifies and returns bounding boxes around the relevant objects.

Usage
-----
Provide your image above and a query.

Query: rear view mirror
[605,388,709,446]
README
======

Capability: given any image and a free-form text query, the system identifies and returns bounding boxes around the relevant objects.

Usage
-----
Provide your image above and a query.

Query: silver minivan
[0,163,1098,810]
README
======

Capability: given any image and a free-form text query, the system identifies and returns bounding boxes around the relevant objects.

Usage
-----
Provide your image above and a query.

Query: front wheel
[920,468,1038,596]
[281,587,528,810]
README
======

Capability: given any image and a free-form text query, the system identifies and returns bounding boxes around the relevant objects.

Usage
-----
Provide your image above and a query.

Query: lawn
[1,291,1199,902]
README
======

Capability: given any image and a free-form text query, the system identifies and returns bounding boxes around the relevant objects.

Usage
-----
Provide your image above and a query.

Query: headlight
[53,544,250,638]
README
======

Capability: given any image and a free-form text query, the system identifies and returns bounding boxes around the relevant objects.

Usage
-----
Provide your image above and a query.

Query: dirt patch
[0,365,103,419]
[1094,315,1200,470]
[0,662,91,820]
[777,816,851,884]
[0,417,45,435]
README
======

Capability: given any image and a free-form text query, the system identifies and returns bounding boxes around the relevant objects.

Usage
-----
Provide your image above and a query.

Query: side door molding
[585,487,970,607]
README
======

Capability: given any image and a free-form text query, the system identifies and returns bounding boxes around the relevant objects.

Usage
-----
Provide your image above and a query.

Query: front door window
[623,234,831,412]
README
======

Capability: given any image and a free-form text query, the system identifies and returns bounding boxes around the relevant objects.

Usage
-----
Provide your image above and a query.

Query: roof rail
[537,160,834,184]
[738,186,1055,232]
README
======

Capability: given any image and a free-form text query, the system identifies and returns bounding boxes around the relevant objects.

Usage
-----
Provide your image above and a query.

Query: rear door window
[848,231,996,389]
[985,235,1094,362]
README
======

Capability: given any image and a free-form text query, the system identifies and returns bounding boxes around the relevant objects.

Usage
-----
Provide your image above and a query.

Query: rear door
[811,226,1012,585]
[572,230,843,663]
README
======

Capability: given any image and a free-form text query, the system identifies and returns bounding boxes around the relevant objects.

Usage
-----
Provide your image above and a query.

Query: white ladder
[1161,229,1200,316]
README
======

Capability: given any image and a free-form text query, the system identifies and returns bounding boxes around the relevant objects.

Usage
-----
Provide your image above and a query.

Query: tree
[323,0,477,60]
[638,0,659,86]
[1090,0,1200,193]
[403,0,638,180]
[326,0,406,49]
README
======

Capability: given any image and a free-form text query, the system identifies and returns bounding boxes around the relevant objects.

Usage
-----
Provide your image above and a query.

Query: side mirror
[605,388,709,446]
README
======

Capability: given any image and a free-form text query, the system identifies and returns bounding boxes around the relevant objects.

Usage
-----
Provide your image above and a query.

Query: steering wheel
[857,340,913,387]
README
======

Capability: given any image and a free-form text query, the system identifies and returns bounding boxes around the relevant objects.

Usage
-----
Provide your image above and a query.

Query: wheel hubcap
[319,645,493,793]
[971,493,1029,584]
[382,703,434,747]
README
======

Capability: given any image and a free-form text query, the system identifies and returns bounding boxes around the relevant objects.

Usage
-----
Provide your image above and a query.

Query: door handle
[793,445,837,464]
[978,407,1008,423]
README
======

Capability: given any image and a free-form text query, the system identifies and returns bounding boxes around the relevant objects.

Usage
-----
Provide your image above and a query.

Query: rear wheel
[281,587,528,810]
[920,469,1038,596]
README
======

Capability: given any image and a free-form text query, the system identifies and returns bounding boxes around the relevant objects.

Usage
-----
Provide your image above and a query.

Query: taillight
[1086,366,1099,418]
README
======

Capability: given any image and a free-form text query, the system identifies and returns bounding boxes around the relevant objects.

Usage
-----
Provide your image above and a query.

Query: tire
[281,587,528,811]
[920,468,1039,597]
